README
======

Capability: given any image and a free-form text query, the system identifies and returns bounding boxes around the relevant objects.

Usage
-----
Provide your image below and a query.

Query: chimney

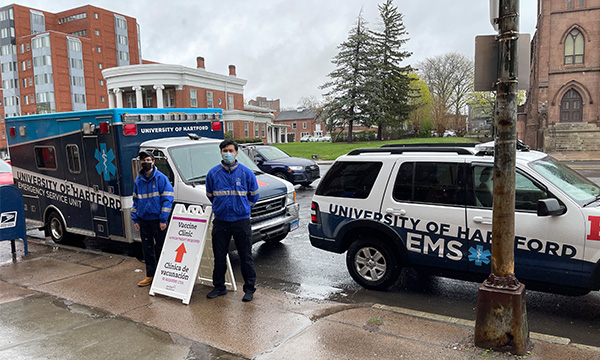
[228,65,236,76]
[196,56,205,69]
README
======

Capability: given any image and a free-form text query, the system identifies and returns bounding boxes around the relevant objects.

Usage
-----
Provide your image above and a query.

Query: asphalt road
[28,161,600,347]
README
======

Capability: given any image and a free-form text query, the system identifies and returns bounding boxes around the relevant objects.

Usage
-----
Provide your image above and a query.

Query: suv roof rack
[381,142,477,148]
[348,147,474,156]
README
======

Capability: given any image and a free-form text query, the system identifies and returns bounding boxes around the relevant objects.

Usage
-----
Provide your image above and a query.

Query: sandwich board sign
[149,204,236,304]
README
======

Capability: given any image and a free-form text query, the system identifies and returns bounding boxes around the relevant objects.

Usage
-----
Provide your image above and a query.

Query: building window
[22,78,26,88]
[190,89,197,107]
[98,63,103,69]
[116,18,127,29]
[70,58,83,69]
[292,122,297,129]
[227,122,234,137]
[95,30,100,36]
[228,94,234,110]
[207,91,214,108]
[27,60,30,68]
[66,144,81,174]
[303,122,307,129]
[244,122,249,138]
[126,93,135,108]
[99,80,104,86]
[19,43,24,53]
[94,13,99,19]
[69,30,88,37]
[565,29,584,64]
[24,95,29,105]
[32,36,50,49]
[21,61,26,71]
[164,89,174,107]
[26,42,29,51]
[28,77,32,86]
[68,39,81,52]
[101,96,105,102]
[118,51,129,61]
[97,46,101,52]
[58,12,86,24]
[118,35,128,45]
[560,89,583,122]
[261,123,265,138]
[255,123,259,138]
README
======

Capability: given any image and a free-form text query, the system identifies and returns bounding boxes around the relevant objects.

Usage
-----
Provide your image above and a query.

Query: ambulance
[7,108,299,245]
[309,142,600,294]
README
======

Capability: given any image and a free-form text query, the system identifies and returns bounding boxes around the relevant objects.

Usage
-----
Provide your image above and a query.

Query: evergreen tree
[370,0,413,140]
[321,11,374,143]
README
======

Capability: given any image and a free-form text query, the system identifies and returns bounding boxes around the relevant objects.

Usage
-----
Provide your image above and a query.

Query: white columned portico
[114,88,123,108]
[285,128,288,143]
[107,89,115,108]
[154,84,165,108]
[133,86,143,108]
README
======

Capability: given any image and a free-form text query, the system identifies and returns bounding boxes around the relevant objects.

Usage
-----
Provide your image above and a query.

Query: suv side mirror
[537,198,565,216]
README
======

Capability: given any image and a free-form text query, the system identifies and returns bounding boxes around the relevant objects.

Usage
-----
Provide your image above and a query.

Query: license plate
[290,220,299,231]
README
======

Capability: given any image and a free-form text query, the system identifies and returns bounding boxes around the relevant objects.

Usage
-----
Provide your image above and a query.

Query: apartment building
[0,4,141,156]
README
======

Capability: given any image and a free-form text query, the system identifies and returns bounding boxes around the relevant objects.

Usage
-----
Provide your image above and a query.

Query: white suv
[309,142,600,294]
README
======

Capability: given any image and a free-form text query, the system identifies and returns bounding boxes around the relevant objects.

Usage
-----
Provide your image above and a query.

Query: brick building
[248,96,280,113]
[0,4,141,157]
[274,109,323,142]
[102,57,286,144]
[521,0,600,151]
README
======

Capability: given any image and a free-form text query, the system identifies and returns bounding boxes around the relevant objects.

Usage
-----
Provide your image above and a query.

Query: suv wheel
[346,237,401,290]
[274,172,288,181]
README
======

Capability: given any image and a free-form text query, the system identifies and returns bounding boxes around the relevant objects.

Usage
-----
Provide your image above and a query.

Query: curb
[372,303,600,351]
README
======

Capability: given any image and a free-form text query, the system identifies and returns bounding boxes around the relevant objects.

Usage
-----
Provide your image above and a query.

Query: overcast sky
[18,0,538,109]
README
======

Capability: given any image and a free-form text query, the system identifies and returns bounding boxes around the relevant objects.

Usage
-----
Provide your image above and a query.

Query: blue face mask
[222,152,235,164]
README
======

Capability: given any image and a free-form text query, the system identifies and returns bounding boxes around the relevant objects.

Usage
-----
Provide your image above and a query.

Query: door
[466,165,586,287]
[380,159,469,271]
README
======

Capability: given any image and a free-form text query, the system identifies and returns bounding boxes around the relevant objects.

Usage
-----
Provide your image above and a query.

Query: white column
[154,84,164,108]
[133,86,143,108]
[107,89,115,109]
[114,89,123,108]
[285,128,288,143]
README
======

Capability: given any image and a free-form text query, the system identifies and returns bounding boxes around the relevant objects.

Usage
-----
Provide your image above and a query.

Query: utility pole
[474,0,529,356]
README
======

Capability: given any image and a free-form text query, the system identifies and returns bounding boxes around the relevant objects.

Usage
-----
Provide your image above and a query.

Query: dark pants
[139,219,167,277]
[211,218,256,294]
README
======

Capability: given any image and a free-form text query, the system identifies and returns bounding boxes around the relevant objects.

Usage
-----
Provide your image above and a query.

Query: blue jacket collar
[220,160,239,172]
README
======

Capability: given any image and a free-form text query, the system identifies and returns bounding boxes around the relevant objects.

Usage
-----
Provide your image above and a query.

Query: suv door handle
[386,208,406,216]
[473,216,492,225]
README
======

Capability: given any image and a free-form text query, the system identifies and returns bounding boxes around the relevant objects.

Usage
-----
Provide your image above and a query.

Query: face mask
[141,162,153,171]
[222,152,235,164]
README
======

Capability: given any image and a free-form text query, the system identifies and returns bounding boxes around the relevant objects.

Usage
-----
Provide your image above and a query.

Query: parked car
[443,130,457,137]
[0,159,13,185]
[320,135,332,142]
[242,144,320,186]
[300,135,313,142]
[311,135,323,142]
[309,141,600,295]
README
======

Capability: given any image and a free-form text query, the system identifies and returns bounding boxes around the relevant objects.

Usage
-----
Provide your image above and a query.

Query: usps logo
[0,211,17,229]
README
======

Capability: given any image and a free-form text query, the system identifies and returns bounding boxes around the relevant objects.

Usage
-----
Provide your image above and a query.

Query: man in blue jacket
[206,139,259,302]
[132,151,174,287]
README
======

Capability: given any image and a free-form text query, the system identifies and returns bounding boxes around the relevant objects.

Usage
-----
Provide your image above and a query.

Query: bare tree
[418,53,474,136]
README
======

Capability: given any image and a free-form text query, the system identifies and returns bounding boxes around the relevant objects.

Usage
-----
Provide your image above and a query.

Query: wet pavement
[1,239,600,359]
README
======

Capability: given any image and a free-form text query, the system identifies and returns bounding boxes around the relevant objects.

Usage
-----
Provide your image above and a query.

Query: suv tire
[346,237,401,290]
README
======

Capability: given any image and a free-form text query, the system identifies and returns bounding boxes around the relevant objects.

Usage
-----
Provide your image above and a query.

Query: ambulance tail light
[99,121,110,134]
[211,121,222,132]
[311,201,321,224]
[123,124,137,136]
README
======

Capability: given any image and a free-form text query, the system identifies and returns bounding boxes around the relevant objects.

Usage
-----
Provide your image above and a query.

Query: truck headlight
[288,166,303,171]
[286,191,296,205]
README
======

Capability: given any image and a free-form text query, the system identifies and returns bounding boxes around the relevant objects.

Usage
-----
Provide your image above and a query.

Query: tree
[418,53,474,137]
[407,73,432,137]
[370,0,413,140]
[297,96,323,111]
[321,11,374,143]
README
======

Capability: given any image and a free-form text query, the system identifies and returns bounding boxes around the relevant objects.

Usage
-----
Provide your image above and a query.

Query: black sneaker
[206,288,227,299]
[242,292,253,302]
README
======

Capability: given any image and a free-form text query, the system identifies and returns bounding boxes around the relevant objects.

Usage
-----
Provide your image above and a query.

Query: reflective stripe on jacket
[206,161,259,222]
[131,167,174,223]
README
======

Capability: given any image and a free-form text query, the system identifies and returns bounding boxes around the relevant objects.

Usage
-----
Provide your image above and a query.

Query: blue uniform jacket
[131,167,174,224]
[206,160,259,222]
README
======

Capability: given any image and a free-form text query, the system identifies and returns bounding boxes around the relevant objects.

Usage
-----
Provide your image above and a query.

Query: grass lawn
[272,137,480,160]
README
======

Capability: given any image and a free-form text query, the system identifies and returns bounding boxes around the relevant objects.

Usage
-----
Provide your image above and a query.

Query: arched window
[560,89,583,122]
[565,29,584,64]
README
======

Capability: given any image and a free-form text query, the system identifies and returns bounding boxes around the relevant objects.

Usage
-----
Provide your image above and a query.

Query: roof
[274,109,319,121]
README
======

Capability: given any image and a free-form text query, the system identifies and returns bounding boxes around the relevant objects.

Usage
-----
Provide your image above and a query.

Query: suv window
[316,161,382,199]
[471,165,549,211]
[394,162,464,205]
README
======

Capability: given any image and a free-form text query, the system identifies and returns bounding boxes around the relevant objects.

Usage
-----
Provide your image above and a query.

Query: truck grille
[252,196,285,219]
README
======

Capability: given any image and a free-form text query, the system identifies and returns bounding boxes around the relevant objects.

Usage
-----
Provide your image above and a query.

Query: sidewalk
[1,239,599,359]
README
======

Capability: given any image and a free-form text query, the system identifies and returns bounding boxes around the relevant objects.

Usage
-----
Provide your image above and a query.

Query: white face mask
[222,152,235,164]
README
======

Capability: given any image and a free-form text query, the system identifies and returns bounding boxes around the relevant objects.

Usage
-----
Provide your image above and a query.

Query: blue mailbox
[0,185,28,256]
